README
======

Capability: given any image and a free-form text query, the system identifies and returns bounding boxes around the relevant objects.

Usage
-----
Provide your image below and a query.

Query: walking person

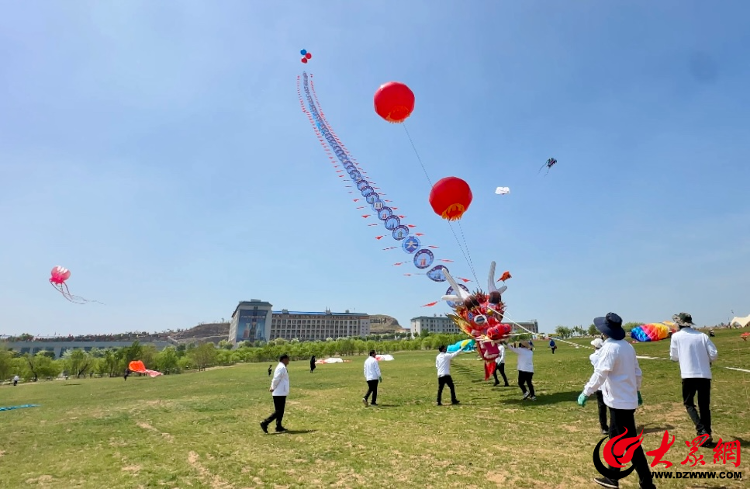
[13,375,19,386]
[362,350,381,406]
[670,312,718,444]
[436,345,464,406]
[261,354,290,434]
[310,355,316,373]
[267,364,272,376]
[506,340,536,400]
[492,343,509,387]
[549,339,557,354]
[577,312,655,489]
[590,338,609,434]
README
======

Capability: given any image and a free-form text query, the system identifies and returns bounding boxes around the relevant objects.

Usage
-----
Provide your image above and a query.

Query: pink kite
[49,266,102,304]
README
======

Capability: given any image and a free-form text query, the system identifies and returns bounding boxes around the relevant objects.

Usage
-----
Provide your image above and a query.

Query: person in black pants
[492,344,509,387]
[590,338,609,434]
[670,312,718,444]
[436,345,464,405]
[310,356,316,373]
[261,354,291,434]
[578,312,654,489]
[363,350,381,406]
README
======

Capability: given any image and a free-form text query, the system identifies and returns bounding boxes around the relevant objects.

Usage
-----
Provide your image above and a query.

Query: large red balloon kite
[429,177,473,221]
[374,82,415,123]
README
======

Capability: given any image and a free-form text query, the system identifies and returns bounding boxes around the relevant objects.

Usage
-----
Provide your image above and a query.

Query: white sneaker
[362,398,368,407]
[522,392,530,400]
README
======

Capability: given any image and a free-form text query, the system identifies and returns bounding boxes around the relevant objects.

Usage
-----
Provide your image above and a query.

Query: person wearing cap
[492,342,509,387]
[578,313,654,489]
[506,340,536,401]
[261,354,290,434]
[670,312,718,444]
[363,350,382,406]
[436,344,463,406]
[589,337,609,434]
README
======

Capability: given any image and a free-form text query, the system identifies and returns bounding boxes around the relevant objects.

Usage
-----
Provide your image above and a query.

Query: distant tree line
[0,332,468,384]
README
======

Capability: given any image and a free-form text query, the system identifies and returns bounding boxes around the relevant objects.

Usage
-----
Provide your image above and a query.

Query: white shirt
[13,375,19,382]
[495,344,505,364]
[270,362,289,396]
[589,350,601,368]
[506,346,534,373]
[670,327,718,379]
[436,351,461,377]
[583,338,642,409]
[364,356,381,381]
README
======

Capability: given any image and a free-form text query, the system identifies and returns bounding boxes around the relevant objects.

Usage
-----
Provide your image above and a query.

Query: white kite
[495,187,510,195]
[375,354,394,362]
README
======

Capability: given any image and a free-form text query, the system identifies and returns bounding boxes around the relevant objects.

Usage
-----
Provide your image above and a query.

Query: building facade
[410,315,461,336]
[410,316,539,337]
[269,309,370,341]
[513,320,539,335]
[229,300,274,345]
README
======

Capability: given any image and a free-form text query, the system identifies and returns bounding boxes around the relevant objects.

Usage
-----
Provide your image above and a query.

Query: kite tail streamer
[298,72,455,284]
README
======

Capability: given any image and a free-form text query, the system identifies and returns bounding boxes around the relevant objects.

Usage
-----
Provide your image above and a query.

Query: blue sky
[1,1,749,336]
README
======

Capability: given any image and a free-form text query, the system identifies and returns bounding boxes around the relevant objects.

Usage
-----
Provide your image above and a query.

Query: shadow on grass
[636,423,676,435]
[369,404,398,408]
[273,430,317,435]
[63,383,81,386]
[501,390,581,405]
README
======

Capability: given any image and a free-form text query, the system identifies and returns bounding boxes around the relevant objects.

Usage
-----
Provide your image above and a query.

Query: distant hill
[368,315,405,334]
[171,315,404,344]
[170,322,229,345]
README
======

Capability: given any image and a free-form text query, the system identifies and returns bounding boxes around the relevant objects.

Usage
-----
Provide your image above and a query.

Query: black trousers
[493,362,509,385]
[13,380,18,386]
[595,391,609,430]
[608,407,654,487]
[551,346,557,354]
[518,370,535,396]
[682,378,711,435]
[364,379,379,404]
[437,375,457,404]
[263,396,286,429]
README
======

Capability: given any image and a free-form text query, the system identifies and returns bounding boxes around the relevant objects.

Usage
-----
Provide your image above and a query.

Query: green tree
[588,324,598,336]
[65,349,91,378]
[188,343,218,371]
[419,328,430,338]
[0,347,14,381]
[156,346,179,374]
[622,322,640,333]
[218,340,234,350]
[554,326,572,339]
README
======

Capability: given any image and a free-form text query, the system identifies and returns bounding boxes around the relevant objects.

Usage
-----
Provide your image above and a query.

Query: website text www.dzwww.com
[652,471,742,480]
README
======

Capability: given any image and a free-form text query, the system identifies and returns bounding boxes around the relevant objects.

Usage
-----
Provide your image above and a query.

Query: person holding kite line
[589,337,609,434]
[436,344,464,405]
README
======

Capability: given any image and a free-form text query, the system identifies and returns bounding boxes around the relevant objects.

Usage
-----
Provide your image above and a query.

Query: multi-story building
[410,315,461,336]
[229,300,274,345]
[410,315,539,337]
[513,320,539,335]
[269,309,370,341]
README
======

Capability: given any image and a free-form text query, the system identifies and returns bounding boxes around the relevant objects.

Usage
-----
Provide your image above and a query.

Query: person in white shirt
[436,345,463,405]
[492,343,509,387]
[261,354,290,434]
[13,375,20,386]
[589,338,609,434]
[506,340,536,400]
[670,312,718,443]
[363,350,382,406]
[578,313,654,489]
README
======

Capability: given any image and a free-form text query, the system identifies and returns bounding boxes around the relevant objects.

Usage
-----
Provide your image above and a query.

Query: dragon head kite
[442,262,513,380]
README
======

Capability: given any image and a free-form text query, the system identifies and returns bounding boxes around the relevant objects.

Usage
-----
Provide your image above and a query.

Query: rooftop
[273,310,368,317]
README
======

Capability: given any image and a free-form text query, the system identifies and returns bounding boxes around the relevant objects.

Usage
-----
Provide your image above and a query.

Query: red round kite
[374,82,415,123]
[429,177,473,221]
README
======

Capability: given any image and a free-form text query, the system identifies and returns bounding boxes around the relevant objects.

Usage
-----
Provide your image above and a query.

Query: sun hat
[593,312,626,341]
[672,312,694,328]
[590,338,604,349]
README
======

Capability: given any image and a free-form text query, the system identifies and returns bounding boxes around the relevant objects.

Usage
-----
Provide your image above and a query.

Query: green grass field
[2,330,749,488]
